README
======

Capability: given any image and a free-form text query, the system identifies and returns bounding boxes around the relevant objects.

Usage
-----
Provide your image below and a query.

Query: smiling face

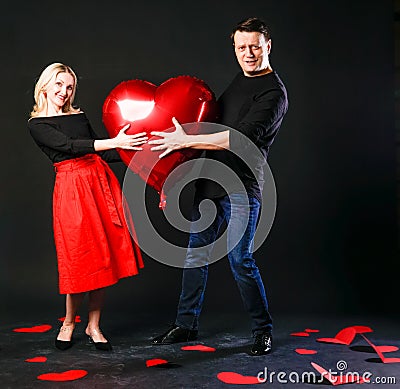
[45,72,75,113]
[233,31,271,77]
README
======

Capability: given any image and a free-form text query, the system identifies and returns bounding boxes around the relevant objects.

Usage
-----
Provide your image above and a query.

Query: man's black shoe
[250,332,272,355]
[152,325,198,345]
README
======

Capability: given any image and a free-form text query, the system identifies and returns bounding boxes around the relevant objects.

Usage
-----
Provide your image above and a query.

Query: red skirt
[52,154,143,294]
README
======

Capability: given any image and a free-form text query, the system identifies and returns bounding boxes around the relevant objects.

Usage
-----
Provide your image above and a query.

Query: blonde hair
[30,62,80,117]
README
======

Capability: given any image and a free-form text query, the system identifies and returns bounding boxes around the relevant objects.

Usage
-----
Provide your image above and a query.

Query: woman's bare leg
[85,288,108,343]
[57,293,85,341]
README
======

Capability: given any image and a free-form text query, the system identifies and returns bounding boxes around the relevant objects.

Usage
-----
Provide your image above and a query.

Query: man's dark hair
[230,17,270,42]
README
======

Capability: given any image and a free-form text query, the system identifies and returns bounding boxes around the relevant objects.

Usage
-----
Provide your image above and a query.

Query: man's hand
[149,117,189,158]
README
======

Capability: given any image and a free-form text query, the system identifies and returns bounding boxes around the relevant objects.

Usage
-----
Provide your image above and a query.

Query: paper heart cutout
[58,315,81,323]
[217,372,261,385]
[295,348,317,355]
[37,370,88,381]
[13,324,52,333]
[317,327,356,345]
[361,334,400,364]
[351,325,373,334]
[181,344,216,352]
[311,362,370,385]
[375,345,399,353]
[291,332,310,337]
[305,328,320,333]
[316,325,373,345]
[146,359,168,367]
[25,356,47,363]
[103,76,217,207]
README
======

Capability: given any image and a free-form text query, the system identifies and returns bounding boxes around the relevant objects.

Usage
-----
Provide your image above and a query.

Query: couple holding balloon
[28,17,288,355]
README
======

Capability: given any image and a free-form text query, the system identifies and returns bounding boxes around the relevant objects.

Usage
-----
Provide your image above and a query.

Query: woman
[28,63,146,351]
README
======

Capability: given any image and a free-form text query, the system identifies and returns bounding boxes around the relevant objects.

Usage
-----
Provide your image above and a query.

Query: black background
[0,0,397,322]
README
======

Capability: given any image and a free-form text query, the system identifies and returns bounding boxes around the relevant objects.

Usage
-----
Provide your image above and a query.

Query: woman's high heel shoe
[86,328,112,351]
[55,325,74,350]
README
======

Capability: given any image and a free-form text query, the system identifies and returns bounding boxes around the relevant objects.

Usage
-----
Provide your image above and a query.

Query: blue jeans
[175,192,273,335]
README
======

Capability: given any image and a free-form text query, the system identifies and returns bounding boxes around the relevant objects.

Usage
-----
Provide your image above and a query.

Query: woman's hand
[112,124,148,150]
[149,117,189,158]
[94,124,148,152]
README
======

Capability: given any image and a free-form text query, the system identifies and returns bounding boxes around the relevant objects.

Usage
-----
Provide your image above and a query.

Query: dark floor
[1,311,399,388]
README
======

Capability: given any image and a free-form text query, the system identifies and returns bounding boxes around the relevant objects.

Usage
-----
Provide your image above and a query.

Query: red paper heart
[351,325,373,334]
[317,327,356,345]
[103,76,217,206]
[58,316,81,323]
[295,348,317,355]
[311,362,369,385]
[146,358,168,367]
[291,332,310,337]
[375,345,399,353]
[181,344,216,352]
[361,334,400,364]
[37,370,88,381]
[316,326,372,345]
[305,328,320,333]
[13,324,52,333]
[217,372,261,385]
[25,356,47,363]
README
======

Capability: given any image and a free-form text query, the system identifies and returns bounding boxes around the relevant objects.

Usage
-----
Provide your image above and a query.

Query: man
[149,17,288,355]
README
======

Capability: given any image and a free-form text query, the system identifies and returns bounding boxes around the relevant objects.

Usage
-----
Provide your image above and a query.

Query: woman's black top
[28,112,120,163]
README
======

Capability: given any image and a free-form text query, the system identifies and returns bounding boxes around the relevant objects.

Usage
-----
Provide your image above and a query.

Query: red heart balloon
[103,76,217,207]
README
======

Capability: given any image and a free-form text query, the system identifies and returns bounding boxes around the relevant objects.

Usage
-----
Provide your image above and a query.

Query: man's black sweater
[196,70,288,201]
